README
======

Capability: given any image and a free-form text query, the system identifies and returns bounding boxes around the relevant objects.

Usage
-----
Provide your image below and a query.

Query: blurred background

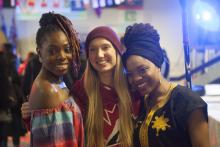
[0,0,220,146]
[0,0,219,84]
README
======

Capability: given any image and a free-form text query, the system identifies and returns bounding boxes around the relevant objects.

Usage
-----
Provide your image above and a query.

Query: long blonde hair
[84,52,133,147]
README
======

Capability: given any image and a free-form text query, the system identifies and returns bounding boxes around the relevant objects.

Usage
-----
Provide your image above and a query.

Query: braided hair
[36,12,80,70]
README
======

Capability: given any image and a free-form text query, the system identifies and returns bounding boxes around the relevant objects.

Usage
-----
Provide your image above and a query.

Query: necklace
[144,82,172,112]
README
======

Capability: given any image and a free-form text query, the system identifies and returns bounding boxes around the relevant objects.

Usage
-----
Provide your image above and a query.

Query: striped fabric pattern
[30,98,84,147]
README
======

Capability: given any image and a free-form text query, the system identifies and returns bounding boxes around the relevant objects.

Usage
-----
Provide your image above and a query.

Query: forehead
[126,55,152,70]
[42,31,68,46]
[89,37,112,47]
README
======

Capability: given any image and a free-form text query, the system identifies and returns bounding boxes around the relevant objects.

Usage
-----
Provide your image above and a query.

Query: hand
[21,102,31,119]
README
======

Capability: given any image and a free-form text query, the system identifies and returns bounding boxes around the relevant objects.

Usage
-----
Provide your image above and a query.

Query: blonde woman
[72,26,141,147]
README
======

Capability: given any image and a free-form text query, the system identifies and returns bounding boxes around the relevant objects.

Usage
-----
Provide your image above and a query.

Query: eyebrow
[101,43,112,46]
[48,43,69,48]
[136,65,148,70]
[48,44,58,48]
[128,65,148,72]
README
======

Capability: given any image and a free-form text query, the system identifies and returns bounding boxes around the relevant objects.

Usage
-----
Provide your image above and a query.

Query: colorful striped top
[30,97,84,147]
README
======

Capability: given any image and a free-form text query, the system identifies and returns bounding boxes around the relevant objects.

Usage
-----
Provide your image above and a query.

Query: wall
[0,0,185,77]
[143,0,184,77]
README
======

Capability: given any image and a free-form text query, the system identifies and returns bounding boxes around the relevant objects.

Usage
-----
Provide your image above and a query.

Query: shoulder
[72,79,84,95]
[169,84,208,127]
[71,79,88,117]
[29,78,59,110]
[72,79,86,98]
[171,85,207,107]
[72,80,84,91]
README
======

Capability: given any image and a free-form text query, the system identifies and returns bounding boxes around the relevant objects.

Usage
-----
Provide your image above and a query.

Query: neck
[98,71,114,86]
[41,67,63,83]
[148,79,171,106]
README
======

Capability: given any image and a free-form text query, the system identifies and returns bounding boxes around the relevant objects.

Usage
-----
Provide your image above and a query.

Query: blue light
[193,0,220,31]
[202,11,212,21]
[195,13,201,20]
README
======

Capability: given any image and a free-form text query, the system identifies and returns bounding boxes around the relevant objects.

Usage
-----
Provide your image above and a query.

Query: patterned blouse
[30,97,84,147]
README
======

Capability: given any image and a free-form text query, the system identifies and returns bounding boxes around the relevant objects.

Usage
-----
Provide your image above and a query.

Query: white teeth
[56,64,68,68]
[138,83,146,88]
[97,61,107,65]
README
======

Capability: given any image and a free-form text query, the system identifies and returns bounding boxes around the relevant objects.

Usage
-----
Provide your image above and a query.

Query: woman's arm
[187,108,210,147]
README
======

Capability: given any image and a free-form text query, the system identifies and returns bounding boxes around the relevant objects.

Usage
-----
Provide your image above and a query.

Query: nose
[57,50,66,60]
[97,48,104,57]
[129,73,142,83]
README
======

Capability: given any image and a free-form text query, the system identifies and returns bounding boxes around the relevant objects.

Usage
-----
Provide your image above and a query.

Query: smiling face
[38,31,72,77]
[125,55,161,96]
[88,37,117,75]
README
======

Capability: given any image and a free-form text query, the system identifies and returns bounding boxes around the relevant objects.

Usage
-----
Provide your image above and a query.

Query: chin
[56,70,68,76]
[98,66,114,72]
[139,91,147,96]
[138,89,150,97]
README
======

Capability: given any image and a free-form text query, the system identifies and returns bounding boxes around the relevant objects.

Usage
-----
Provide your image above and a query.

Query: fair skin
[29,31,72,110]
[88,37,117,86]
[125,55,210,147]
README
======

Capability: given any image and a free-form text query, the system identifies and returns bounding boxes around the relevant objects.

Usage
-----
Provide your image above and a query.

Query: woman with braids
[72,26,141,147]
[122,23,210,147]
[23,12,84,147]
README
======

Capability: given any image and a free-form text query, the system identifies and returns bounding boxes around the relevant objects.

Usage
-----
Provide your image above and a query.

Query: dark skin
[126,55,210,147]
[29,70,69,110]
[29,30,72,110]
[187,108,210,147]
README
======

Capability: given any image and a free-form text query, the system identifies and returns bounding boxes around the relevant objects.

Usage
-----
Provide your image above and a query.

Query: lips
[137,82,147,89]
[96,60,108,66]
[56,63,68,70]
[136,82,147,92]
[133,82,148,94]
